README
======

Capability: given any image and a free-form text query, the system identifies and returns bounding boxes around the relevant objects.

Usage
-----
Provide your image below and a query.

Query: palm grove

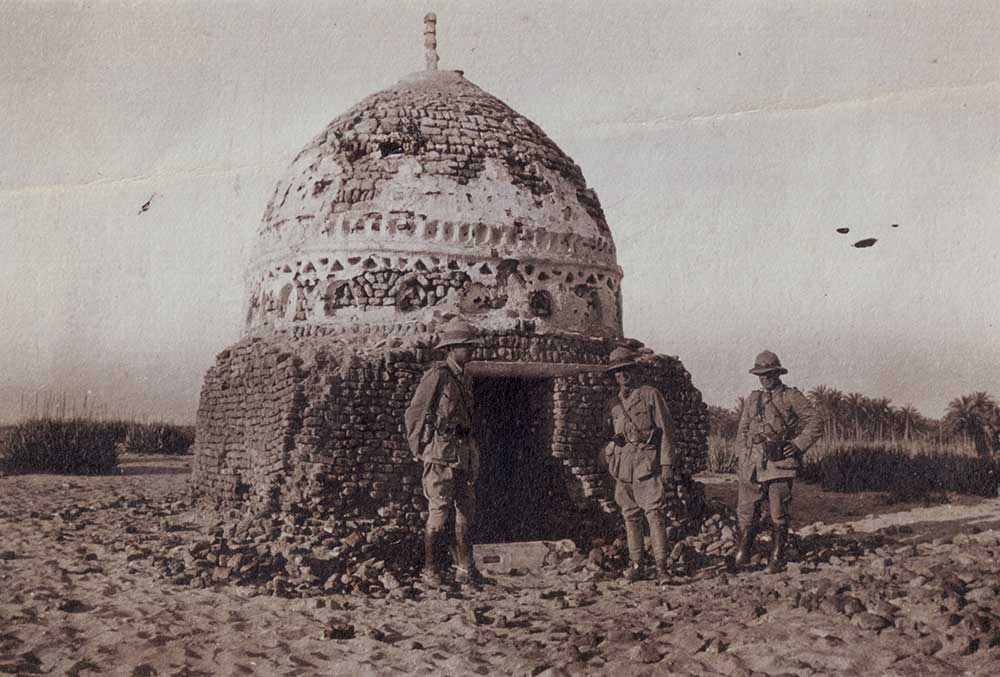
[710,389,1000,458]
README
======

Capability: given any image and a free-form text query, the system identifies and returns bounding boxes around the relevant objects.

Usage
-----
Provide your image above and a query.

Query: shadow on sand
[119,462,191,476]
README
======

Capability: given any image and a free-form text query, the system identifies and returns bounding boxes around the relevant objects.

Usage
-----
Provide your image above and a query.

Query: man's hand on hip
[781,442,801,460]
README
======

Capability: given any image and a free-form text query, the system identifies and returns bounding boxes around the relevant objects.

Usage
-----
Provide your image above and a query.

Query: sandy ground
[2,457,1000,676]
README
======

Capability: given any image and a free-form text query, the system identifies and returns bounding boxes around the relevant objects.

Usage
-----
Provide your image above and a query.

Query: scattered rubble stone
[917,637,943,655]
[854,612,892,632]
[628,641,663,664]
[57,599,87,613]
[322,621,356,640]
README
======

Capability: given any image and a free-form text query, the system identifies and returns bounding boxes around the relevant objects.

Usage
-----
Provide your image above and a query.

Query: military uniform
[603,348,677,580]
[405,355,480,531]
[404,319,483,585]
[608,385,675,516]
[734,351,822,572]
[736,383,822,524]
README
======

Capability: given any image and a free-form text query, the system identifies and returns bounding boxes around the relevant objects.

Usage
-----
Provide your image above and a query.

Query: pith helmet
[749,350,788,375]
[606,347,640,373]
[435,318,481,350]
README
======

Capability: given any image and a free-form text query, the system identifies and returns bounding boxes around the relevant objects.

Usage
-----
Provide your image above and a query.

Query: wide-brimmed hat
[435,318,481,350]
[605,347,640,373]
[749,350,788,375]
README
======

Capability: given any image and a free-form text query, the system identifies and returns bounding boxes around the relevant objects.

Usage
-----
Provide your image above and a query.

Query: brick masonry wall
[191,330,709,534]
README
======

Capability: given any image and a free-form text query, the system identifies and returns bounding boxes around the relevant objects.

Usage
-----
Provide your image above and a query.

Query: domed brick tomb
[191,17,709,546]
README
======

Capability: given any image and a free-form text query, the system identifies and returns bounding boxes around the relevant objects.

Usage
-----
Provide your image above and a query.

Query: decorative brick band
[253,215,618,271]
[244,254,623,339]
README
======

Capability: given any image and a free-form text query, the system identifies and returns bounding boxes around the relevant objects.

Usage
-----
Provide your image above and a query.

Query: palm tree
[831,391,853,442]
[855,395,878,442]
[897,404,919,442]
[870,397,893,441]
[844,392,866,441]
[808,385,829,437]
[945,392,999,457]
[886,405,902,442]
[809,385,843,441]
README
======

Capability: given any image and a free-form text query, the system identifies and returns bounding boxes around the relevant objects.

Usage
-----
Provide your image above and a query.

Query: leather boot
[733,525,756,569]
[647,511,671,568]
[621,563,642,583]
[767,524,788,574]
[647,510,672,583]
[454,525,485,587]
[420,528,443,586]
[623,517,645,569]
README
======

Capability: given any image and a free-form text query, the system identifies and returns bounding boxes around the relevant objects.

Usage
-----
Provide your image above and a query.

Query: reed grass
[120,423,195,455]
[1,418,124,474]
[800,444,997,500]
[0,418,195,474]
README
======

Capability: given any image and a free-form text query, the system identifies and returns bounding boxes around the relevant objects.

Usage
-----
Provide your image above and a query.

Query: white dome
[245,70,623,339]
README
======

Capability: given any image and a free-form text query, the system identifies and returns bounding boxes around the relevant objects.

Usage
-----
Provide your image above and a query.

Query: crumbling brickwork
[260,71,608,232]
[192,330,708,537]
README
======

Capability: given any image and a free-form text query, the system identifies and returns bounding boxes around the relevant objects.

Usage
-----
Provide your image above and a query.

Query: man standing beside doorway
[404,318,484,587]
[603,347,677,582]
[734,350,823,573]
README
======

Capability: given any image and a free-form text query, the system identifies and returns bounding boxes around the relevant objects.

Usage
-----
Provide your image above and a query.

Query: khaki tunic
[736,383,822,483]
[404,358,480,478]
[606,385,676,483]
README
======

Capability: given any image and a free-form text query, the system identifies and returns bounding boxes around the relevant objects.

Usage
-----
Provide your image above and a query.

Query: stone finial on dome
[424,12,439,71]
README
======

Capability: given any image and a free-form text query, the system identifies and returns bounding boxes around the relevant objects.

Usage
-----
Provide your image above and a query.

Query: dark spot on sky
[891,224,899,228]
[137,193,156,215]
[836,227,850,234]
[853,238,878,248]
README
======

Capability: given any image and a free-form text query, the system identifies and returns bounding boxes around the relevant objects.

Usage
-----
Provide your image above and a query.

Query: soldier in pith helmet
[404,318,485,587]
[734,350,822,573]
[601,347,678,582]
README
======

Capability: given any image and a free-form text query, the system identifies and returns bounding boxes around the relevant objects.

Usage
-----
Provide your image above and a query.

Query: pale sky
[1,0,998,423]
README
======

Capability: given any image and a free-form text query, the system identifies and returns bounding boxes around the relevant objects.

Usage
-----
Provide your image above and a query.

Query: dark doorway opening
[472,377,554,543]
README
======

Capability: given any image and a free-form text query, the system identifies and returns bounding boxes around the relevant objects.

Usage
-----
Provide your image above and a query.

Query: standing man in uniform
[734,350,823,573]
[602,347,677,582]
[405,318,484,587]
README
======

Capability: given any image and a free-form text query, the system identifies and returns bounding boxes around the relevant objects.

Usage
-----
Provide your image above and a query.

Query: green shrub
[801,444,997,500]
[0,418,125,474]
